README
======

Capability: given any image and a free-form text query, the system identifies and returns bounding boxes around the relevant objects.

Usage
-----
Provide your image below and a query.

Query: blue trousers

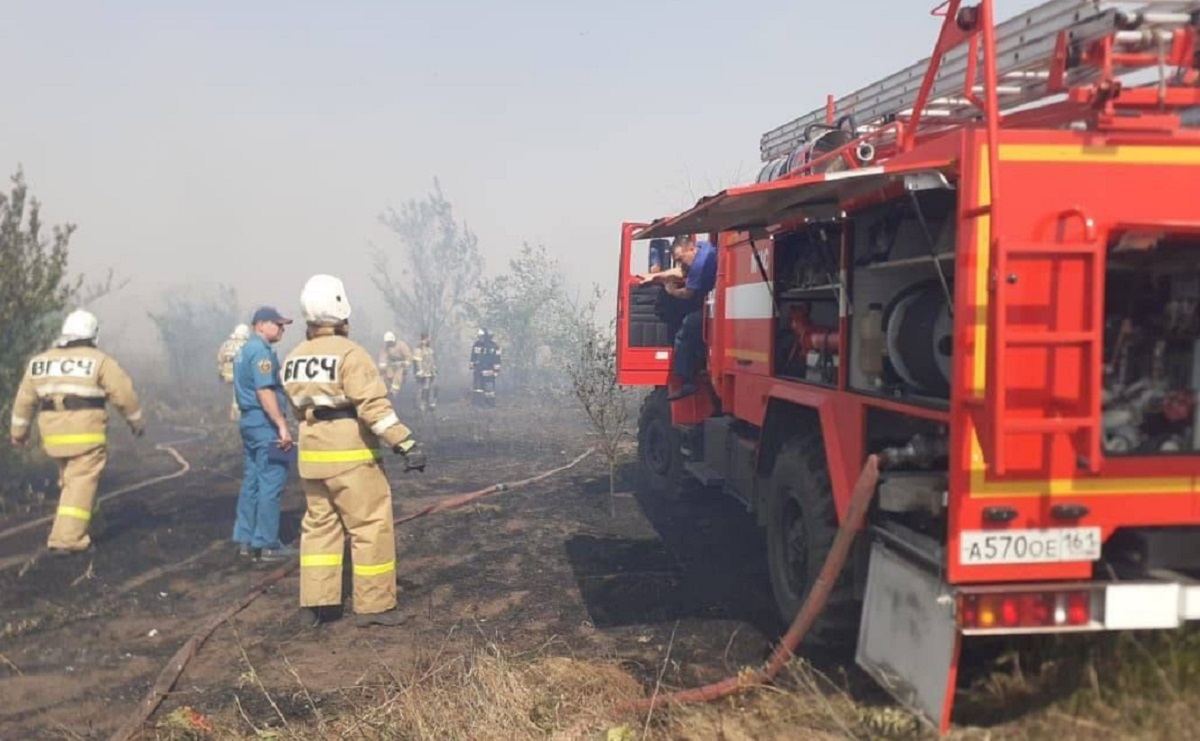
[233,426,288,549]
[672,309,705,382]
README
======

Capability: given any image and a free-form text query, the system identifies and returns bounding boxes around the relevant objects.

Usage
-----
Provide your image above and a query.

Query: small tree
[0,169,120,481]
[567,287,632,515]
[372,180,483,352]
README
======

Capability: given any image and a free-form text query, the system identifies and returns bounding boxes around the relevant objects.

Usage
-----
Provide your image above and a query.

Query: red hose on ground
[621,454,880,713]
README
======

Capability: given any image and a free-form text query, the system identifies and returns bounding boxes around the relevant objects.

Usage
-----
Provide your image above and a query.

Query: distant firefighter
[282,274,427,627]
[470,328,502,407]
[411,332,438,413]
[9,309,144,556]
[217,323,251,421]
[377,330,412,406]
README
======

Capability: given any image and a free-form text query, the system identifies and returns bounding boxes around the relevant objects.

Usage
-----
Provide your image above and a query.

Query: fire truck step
[1003,242,1100,256]
[1005,331,1097,346]
[1002,417,1094,433]
[683,461,725,487]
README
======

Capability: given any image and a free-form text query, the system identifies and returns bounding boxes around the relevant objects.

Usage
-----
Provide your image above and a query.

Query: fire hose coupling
[878,433,949,469]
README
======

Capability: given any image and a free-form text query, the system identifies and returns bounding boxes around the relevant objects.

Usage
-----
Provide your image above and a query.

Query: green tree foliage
[0,170,80,434]
[148,284,240,401]
[372,180,483,351]
[471,242,576,388]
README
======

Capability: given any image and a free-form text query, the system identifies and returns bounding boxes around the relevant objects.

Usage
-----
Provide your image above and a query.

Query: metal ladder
[760,0,1200,162]
[990,235,1106,475]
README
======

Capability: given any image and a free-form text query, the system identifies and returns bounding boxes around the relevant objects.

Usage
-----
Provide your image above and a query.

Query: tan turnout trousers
[300,463,397,613]
[47,447,107,550]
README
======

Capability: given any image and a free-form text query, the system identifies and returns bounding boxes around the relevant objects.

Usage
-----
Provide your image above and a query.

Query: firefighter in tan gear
[217,323,251,420]
[377,331,412,406]
[8,310,145,556]
[411,332,438,412]
[283,275,427,627]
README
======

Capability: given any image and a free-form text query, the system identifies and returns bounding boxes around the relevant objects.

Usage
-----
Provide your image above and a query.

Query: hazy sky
[0,0,1046,352]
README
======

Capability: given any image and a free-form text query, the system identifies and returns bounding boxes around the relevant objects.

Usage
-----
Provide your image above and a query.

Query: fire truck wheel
[636,388,686,499]
[765,437,857,648]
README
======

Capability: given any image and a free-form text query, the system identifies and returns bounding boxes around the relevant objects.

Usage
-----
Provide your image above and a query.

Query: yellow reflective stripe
[58,506,92,521]
[44,433,106,446]
[353,560,396,577]
[298,448,381,463]
[300,554,343,568]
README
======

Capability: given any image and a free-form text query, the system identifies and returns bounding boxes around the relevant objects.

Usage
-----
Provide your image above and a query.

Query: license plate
[960,527,1102,565]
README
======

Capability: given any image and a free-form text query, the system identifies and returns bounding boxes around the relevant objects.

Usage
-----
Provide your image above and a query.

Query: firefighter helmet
[58,309,99,344]
[300,274,353,325]
[384,330,397,344]
[232,323,250,341]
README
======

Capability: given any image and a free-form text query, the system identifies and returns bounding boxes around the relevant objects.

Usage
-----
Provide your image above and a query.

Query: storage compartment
[773,224,843,385]
[1103,235,1200,454]
[848,190,957,402]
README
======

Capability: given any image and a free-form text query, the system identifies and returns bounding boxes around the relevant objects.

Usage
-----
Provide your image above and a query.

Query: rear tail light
[960,590,1095,632]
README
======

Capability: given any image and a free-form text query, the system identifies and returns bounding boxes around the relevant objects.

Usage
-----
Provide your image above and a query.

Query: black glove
[393,439,427,473]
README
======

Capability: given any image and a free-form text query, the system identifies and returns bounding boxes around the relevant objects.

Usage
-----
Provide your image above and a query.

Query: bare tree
[567,287,632,515]
[372,180,483,351]
[148,284,240,403]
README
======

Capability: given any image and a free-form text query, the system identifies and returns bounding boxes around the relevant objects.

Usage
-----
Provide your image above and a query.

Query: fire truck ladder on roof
[759,0,1200,163]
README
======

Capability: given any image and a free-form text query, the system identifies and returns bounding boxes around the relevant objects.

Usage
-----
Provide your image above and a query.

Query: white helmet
[232,323,250,341]
[383,330,396,344]
[300,274,352,325]
[57,309,99,346]
[477,328,486,337]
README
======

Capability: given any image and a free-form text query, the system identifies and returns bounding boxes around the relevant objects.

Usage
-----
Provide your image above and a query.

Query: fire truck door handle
[1059,206,1097,242]
[736,359,753,366]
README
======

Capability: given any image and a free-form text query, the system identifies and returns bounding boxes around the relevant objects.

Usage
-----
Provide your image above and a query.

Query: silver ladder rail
[760,1,1200,162]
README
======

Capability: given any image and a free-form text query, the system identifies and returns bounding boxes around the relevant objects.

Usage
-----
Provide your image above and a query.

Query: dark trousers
[672,309,705,382]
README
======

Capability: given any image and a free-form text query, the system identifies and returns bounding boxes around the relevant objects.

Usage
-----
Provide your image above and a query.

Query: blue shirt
[685,240,718,297]
[233,335,288,432]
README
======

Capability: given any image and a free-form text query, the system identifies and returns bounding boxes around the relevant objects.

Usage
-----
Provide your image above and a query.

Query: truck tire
[636,388,686,499]
[765,437,859,649]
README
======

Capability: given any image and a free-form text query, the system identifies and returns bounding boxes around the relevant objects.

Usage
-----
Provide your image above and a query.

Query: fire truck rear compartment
[1103,236,1200,455]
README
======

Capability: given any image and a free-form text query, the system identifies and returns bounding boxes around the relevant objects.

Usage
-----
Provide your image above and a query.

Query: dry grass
[158,643,646,741]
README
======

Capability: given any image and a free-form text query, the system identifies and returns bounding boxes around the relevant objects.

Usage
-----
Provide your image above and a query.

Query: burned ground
[1,393,1198,740]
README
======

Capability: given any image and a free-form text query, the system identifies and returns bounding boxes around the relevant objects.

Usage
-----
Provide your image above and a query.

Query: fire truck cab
[617,1,1200,732]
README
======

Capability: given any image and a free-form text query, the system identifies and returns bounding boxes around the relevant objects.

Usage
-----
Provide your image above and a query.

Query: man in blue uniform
[233,306,296,561]
[639,234,718,400]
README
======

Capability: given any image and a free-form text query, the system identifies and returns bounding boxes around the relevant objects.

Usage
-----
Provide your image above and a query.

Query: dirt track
[0,395,781,738]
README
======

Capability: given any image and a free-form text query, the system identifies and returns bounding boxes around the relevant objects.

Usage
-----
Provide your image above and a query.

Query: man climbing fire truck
[617,1,1200,733]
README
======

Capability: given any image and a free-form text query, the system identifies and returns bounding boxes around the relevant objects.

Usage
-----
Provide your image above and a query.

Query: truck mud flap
[856,542,959,733]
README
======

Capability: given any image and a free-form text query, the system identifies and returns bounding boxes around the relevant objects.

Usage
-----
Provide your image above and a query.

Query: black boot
[354,609,408,627]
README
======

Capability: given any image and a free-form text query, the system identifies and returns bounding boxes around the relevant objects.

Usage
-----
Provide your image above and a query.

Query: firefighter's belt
[310,407,357,422]
[298,448,381,463]
[40,396,106,411]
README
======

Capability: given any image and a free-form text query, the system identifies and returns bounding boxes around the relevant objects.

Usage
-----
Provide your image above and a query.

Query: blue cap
[251,306,293,325]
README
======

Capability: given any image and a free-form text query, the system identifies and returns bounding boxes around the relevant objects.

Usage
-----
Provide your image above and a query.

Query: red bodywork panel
[618,126,1200,586]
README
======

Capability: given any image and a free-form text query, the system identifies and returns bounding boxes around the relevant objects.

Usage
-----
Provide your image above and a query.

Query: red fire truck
[617,0,1200,731]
